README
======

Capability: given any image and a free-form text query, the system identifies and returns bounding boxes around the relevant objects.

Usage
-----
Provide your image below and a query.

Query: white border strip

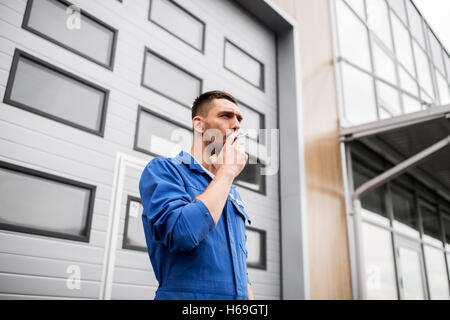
[292,23,311,300]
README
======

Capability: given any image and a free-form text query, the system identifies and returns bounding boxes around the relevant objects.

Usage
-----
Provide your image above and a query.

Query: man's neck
[190,144,216,175]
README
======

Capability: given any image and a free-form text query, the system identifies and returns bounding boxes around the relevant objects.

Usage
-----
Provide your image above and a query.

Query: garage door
[0,0,279,300]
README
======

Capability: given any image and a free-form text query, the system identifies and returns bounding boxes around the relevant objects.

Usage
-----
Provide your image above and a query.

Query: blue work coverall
[139,150,252,299]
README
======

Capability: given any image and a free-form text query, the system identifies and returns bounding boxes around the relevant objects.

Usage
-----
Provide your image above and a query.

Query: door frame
[99,152,150,300]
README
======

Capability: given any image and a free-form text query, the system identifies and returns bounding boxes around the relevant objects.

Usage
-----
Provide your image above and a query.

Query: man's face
[201,98,243,150]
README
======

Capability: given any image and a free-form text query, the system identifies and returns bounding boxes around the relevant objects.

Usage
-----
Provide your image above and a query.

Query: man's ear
[193,118,203,133]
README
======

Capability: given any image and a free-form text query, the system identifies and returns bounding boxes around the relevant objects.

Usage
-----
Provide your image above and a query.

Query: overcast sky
[413,0,450,53]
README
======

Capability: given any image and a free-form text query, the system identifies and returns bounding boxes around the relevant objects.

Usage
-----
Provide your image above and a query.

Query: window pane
[224,40,264,90]
[341,63,377,125]
[372,42,401,116]
[447,252,450,279]
[399,68,421,113]
[392,188,419,238]
[246,228,265,268]
[372,41,397,83]
[366,0,393,50]
[391,12,414,74]
[399,67,421,113]
[446,55,450,80]
[238,103,262,141]
[336,0,371,70]
[353,167,389,227]
[388,0,407,24]
[406,1,425,48]
[0,166,92,239]
[413,41,434,98]
[443,213,450,246]
[398,244,425,299]
[136,108,192,157]
[143,51,201,107]
[361,187,386,218]
[402,96,421,114]
[436,70,450,105]
[377,81,401,117]
[7,52,106,133]
[149,0,204,51]
[235,154,264,193]
[124,199,146,250]
[421,204,443,246]
[362,222,397,299]
[424,245,450,299]
[420,89,432,105]
[25,0,115,67]
[428,29,445,74]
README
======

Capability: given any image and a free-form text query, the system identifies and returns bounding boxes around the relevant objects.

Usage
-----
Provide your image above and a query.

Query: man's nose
[232,116,241,130]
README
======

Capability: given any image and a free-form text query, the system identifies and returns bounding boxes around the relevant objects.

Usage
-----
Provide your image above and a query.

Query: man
[139,90,255,300]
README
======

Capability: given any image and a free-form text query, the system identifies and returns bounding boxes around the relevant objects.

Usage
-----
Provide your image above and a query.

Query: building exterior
[0,0,448,300]
[329,0,450,300]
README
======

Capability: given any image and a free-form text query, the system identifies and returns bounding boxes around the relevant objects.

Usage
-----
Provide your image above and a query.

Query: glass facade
[335,1,450,299]
[351,148,450,299]
[335,0,450,127]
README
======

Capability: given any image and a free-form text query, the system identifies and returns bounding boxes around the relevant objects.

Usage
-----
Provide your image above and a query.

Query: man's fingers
[236,138,246,152]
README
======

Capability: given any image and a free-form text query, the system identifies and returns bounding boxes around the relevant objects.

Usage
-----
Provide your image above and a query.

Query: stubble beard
[202,123,226,163]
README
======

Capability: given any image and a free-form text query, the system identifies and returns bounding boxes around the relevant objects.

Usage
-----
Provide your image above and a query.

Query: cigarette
[227,132,248,141]
[232,132,248,144]
[237,132,248,138]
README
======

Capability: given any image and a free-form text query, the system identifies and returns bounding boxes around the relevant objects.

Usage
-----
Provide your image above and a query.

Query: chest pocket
[229,196,251,225]
[229,196,250,266]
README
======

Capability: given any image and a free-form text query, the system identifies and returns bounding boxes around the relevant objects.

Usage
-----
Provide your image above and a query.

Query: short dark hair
[191,90,238,119]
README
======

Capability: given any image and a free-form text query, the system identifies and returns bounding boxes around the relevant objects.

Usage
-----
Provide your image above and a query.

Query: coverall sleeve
[139,158,215,252]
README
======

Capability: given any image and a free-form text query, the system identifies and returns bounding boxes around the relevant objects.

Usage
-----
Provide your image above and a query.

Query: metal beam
[359,137,450,203]
[352,135,450,201]
[340,104,450,142]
